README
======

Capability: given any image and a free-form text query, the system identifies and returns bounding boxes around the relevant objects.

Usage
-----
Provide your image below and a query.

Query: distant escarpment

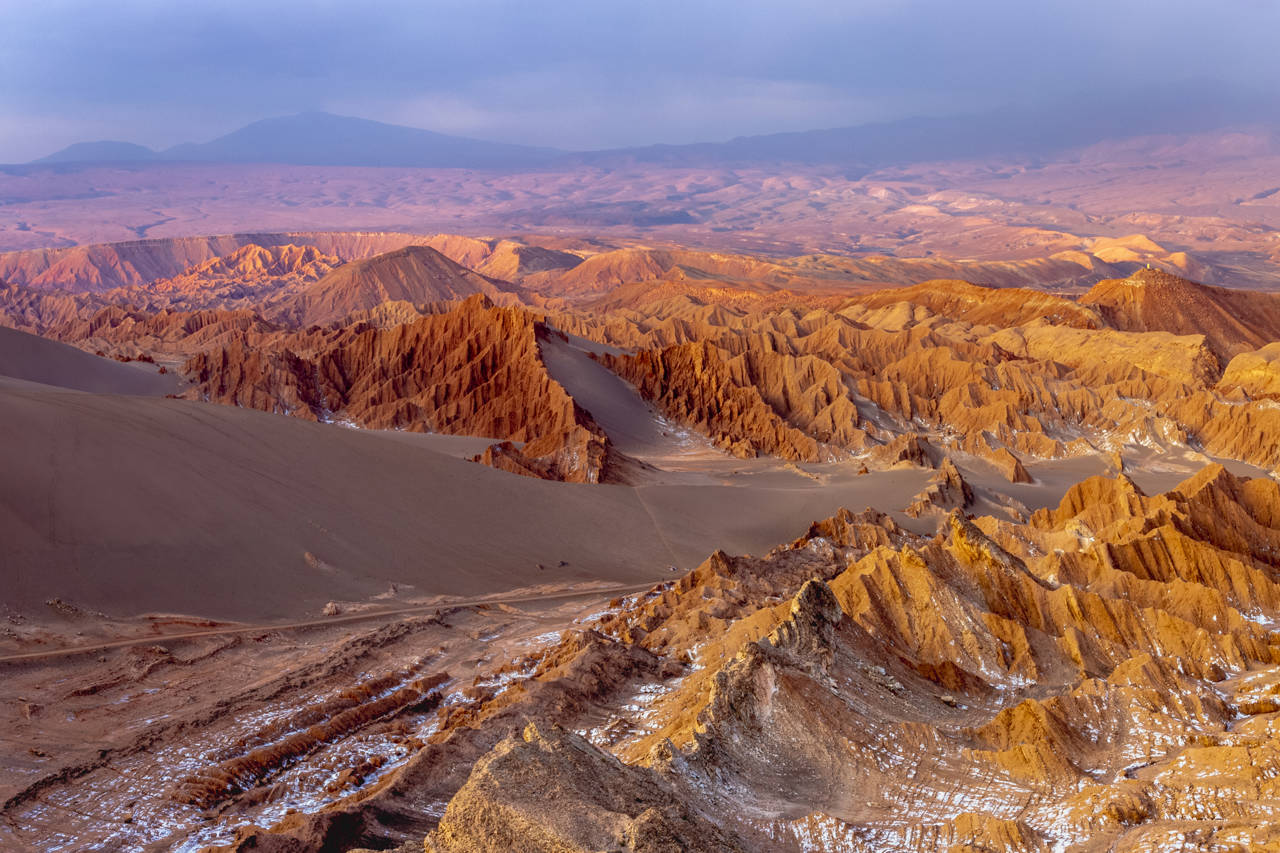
[0,231,584,295]
[183,295,613,483]
[112,243,341,313]
[0,229,1206,299]
[0,232,436,292]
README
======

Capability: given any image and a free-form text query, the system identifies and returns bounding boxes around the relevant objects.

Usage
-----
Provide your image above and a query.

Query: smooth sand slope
[0,324,177,395]
[539,332,677,457]
[0,379,930,621]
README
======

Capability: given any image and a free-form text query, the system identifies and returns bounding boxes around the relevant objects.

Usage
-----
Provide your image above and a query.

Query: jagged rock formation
[0,241,520,357]
[518,244,1170,299]
[11,231,1280,481]
[850,279,1104,329]
[0,228,1137,306]
[0,244,339,343]
[1219,340,1280,398]
[0,232,581,293]
[978,445,1033,484]
[426,723,742,853]
[14,145,1280,853]
[409,235,581,280]
[13,239,1280,481]
[462,466,1280,850]
[555,268,1280,476]
[213,509,919,851]
[599,341,864,460]
[9,230,1280,486]
[225,465,1280,852]
[0,232,435,291]
[905,457,974,518]
[115,244,341,313]
[183,295,612,482]
[868,434,938,468]
[51,306,283,362]
[0,234,270,291]
[0,281,106,335]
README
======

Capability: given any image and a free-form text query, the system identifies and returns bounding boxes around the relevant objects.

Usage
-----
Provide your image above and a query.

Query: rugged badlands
[4,233,1280,851]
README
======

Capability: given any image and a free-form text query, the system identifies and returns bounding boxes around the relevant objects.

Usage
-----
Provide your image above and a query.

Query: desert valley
[5,12,1280,850]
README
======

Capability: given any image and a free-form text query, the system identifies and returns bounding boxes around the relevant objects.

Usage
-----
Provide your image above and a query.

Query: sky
[0,0,1276,162]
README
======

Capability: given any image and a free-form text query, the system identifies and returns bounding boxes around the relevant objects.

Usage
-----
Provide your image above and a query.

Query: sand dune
[0,379,930,621]
[539,331,677,458]
[0,325,176,395]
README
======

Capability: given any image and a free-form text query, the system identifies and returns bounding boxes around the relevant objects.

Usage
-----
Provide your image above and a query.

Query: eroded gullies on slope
[10,441,1280,851]
[416,468,1280,852]
[7,452,1280,850]
[0,597,616,851]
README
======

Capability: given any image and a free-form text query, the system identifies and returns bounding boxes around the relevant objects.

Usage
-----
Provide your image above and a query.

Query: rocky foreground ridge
[196,464,1280,852]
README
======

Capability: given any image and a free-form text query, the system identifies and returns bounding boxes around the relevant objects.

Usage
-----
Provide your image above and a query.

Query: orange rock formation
[184,295,613,482]
[216,466,1280,852]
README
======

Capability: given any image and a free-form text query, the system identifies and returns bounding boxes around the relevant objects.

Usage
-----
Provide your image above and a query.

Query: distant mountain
[35,141,159,163]
[162,112,562,169]
[32,113,562,169]
[28,82,1280,170]
[572,81,1280,168]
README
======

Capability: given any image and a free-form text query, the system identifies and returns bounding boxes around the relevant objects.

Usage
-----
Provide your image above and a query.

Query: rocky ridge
[553,268,1280,477]
[11,239,1280,484]
[213,466,1280,852]
[182,294,614,482]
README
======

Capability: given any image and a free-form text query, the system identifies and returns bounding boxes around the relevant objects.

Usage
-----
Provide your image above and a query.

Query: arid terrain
[3,128,1280,290]
[6,123,1280,852]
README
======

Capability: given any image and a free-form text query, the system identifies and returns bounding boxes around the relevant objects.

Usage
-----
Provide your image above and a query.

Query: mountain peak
[160,112,562,169]
[34,140,159,164]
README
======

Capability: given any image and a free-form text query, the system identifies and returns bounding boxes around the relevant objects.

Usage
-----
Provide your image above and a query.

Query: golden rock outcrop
[403,466,1280,852]
[1219,341,1280,398]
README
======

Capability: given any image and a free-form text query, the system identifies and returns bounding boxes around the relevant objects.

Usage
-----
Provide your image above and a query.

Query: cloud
[334,72,919,150]
[1,0,1276,160]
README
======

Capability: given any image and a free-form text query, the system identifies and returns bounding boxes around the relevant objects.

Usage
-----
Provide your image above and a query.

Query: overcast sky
[0,0,1275,161]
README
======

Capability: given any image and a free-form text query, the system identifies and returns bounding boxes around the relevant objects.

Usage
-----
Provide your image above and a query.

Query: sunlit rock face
[182,466,1280,852]
[415,466,1280,853]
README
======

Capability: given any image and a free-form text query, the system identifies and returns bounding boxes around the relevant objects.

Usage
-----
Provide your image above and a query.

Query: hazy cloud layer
[1,0,1276,160]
